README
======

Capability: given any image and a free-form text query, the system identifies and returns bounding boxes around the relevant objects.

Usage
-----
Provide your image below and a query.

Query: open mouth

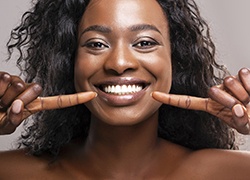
[96,82,148,95]
[93,79,150,105]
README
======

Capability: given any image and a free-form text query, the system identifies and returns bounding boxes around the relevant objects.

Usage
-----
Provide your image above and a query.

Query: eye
[132,39,159,50]
[82,40,109,50]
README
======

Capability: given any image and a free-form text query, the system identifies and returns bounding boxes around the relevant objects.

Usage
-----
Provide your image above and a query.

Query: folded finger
[232,104,250,134]
[238,68,250,95]
[0,72,11,97]
[208,86,239,109]
[224,76,250,105]
[16,83,42,105]
[0,76,26,108]
[8,99,25,126]
[0,100,23,135]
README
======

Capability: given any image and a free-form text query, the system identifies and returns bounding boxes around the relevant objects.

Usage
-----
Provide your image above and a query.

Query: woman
[0,0,250,179]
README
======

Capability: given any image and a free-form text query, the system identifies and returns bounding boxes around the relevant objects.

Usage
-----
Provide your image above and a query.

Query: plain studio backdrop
[0,1,249,150]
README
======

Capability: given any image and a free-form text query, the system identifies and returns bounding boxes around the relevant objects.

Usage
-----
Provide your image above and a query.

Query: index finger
[24,91,97,114]
[151,91,209,111]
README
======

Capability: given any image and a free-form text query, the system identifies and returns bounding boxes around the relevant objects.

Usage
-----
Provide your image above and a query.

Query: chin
[89,103,160,127]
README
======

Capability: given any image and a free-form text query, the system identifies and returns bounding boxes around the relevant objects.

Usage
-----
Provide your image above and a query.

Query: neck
[83,111,160,176]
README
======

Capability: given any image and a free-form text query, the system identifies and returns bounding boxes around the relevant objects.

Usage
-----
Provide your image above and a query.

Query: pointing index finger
[24,91,97,114]
[152,91,209,111]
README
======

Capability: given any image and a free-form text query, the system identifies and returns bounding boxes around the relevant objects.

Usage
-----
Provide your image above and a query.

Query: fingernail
[234,104,244,118]
[12,100,22,114]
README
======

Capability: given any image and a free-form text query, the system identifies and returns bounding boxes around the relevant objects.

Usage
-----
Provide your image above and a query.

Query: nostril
[104,67,137,76]
[104,49,139,75]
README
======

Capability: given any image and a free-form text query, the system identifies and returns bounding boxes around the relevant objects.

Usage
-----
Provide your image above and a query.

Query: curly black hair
[6,0,236,157]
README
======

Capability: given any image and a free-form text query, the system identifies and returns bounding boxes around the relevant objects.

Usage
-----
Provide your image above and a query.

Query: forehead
[80,0,168,30]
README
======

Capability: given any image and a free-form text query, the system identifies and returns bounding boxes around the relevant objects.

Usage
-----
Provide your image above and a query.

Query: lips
[94,78,150,106]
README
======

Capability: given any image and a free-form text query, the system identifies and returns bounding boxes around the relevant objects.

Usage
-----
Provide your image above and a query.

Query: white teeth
[103,84,143,95]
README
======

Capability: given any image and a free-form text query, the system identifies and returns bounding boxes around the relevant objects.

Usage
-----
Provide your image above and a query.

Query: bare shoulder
[0,149,43,170]
[0,149,47,179]
[174,148,250,179]
[0,149,70,180]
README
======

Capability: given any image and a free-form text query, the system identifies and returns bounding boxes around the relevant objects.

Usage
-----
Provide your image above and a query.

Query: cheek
[157,52,172,92]
[74,61,86,92]
[144,53,172,92]
[74,52,99,91]
[160,57,172,92]
[157,65,172,93]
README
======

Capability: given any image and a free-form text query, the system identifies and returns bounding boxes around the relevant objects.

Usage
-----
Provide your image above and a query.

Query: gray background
[0,0,249,150]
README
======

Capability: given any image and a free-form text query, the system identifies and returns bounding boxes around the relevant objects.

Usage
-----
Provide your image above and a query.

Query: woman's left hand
[152,68,250,135]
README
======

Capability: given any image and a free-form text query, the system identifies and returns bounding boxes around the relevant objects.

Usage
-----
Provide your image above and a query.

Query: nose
[104,43,139,75]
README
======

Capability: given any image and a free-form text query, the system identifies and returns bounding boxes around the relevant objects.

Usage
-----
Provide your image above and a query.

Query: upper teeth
[103,85,143,95]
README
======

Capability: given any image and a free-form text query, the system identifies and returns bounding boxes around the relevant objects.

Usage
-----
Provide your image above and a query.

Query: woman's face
[74,0,172,125]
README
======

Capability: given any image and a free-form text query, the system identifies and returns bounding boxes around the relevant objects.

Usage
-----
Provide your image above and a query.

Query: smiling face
[74,0,172,125]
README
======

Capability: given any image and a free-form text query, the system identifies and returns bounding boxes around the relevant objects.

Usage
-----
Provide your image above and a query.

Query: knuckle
[224,76,236,87]
[239,67,250,77]
[239,68,250,93]
[0,72,11,83]
[12,82,25,92]
[32,83,43,94]
[18,84,42,104]
[208,86,219,98]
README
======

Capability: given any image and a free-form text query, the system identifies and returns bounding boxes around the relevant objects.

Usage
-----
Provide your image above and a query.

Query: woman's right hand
[0,71,97,135]
[0,71,42,134]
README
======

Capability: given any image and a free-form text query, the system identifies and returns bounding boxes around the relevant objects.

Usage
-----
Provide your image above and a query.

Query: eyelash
[83,41,109,50]
[82,38,159,51]
[132,40,159,49]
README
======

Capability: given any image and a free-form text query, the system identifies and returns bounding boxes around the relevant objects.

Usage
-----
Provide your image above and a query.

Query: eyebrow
[129,24,161,34]
[80,24,161,37]
[80,25,112,36]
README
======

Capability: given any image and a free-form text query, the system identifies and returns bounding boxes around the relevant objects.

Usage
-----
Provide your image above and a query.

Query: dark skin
[153,69,250,134]
[0,72,96,134]
[1,0,250,179]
